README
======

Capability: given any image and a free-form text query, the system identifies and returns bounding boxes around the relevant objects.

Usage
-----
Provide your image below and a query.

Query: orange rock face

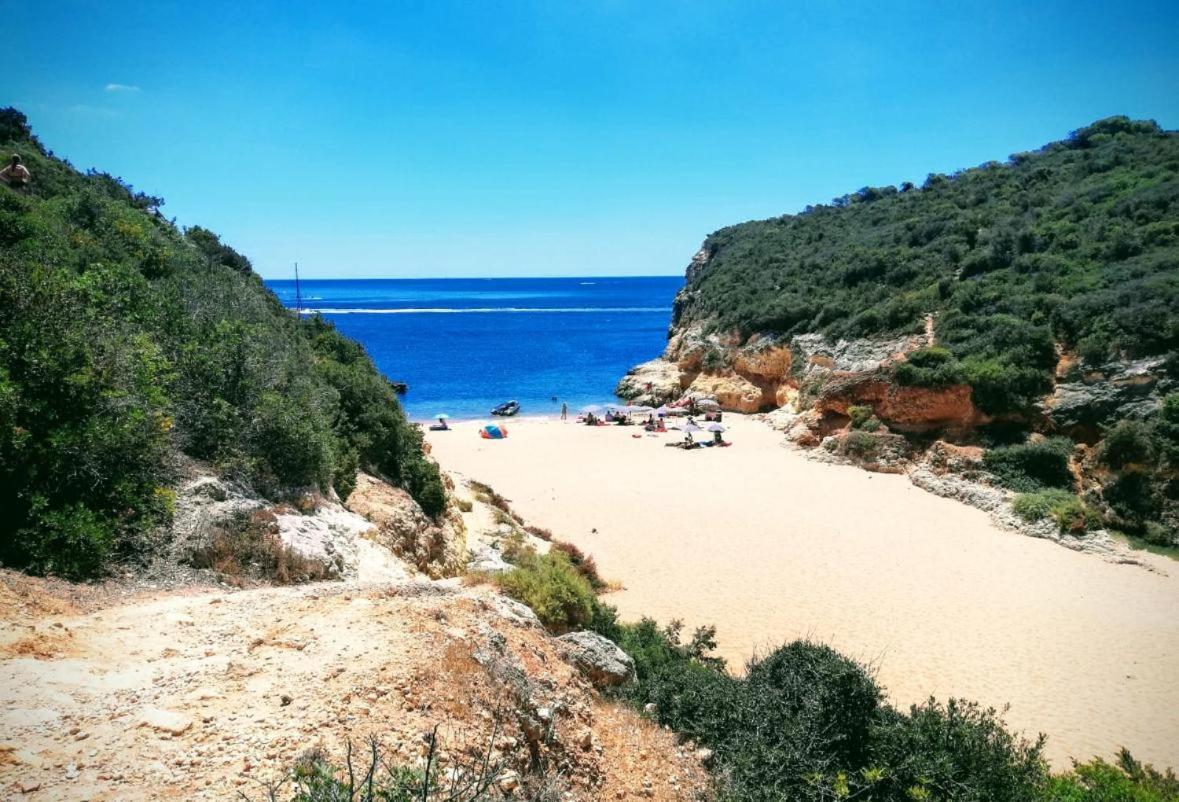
[817,376,981,431]
[733,344,793,383]
[685,373,772,413]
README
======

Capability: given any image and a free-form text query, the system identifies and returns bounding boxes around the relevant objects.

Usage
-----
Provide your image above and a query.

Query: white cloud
[105,83,141,94]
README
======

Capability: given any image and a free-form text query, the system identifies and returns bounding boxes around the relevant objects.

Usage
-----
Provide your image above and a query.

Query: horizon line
[262,273,686,281]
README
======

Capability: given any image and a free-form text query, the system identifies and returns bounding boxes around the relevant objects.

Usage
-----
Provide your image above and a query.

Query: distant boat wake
[297,306,672,315]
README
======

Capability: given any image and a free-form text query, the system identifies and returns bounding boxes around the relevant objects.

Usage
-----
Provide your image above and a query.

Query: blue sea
[265,277,682,420]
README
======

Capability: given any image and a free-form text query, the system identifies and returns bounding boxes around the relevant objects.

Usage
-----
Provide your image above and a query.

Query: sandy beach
[427,414,1179,769]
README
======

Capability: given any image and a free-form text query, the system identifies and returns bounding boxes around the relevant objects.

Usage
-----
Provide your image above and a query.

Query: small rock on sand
[138,707,193,736]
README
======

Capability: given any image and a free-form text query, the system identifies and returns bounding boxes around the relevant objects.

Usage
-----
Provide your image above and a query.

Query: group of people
[677,416,726,449]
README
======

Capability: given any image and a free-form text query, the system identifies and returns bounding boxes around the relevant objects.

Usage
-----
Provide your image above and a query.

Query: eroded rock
[556,631,635,688]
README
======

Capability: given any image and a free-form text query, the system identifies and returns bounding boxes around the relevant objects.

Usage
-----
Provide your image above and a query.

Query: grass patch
[1013,489,1099,534]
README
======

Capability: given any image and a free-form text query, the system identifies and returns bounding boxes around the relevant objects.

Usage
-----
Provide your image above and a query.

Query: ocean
[265,276,682,420]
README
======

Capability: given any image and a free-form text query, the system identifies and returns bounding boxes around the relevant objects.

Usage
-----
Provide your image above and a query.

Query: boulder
[467,542,513,575]
[556,631,635,688]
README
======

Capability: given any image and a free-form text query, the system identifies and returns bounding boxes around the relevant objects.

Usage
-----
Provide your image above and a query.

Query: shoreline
[426,413,1179,769]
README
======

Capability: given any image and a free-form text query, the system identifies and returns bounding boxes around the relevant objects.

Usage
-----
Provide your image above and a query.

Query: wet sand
[426,414,1179,768]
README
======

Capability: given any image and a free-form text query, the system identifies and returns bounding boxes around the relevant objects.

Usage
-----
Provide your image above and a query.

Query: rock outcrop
[1044,356,1176,436]
[345,472,467,578]
[616,358,684,406]
[170,472,414,583]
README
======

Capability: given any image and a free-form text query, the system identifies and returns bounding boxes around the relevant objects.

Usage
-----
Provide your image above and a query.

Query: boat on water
[490,400,520,417]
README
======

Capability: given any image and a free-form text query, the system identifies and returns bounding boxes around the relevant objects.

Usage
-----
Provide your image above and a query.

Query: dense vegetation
[0,108,444,579]
[680,116,1178,416]
[675,116,1179,545]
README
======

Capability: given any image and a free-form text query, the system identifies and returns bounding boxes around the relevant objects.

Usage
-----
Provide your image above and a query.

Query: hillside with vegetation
[678,116,1177,403]
[640,116,1179,548]
[0,107,445,579]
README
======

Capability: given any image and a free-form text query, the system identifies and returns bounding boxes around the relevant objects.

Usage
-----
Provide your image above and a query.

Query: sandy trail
[428,414,1179,769]
[0,576,707,801]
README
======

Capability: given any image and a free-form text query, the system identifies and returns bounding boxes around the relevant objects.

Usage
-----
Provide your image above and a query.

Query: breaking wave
[298,306,672,315]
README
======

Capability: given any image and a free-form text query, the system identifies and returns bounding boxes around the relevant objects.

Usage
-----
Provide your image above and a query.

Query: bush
[847,404,874,429]
[1014,489,1097,534]
[1101,470,1158,531]
[895,346,965,387]
[843,430,881,458]
[0,109,444,577]
[984,438,1075,492]
[18,503,118,581]
[1157,394,1179,467]
[550,540,606,590]
[494,550,595,633]
[629,638,1050,802]
[1041,749,1179,801]
[871,699,1049,802]
[1100,420,1156,469]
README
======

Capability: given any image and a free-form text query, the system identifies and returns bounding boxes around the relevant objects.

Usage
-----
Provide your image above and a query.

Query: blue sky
[5,1,1179,279]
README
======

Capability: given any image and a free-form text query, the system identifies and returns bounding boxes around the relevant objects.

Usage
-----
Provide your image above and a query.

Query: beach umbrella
[580,404,605,414]
[480,424,508,439]
[435,413,450,420]
[696,399,720,409]
[681,421,702,433]
[627,405,654,414]
[655,406,670,417]
[707,423,725,432]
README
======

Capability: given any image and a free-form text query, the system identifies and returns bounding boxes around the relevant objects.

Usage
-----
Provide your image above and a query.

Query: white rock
[138,707,193,736]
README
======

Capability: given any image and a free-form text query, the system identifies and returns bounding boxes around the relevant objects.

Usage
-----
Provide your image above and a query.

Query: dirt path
[0,573,707,800]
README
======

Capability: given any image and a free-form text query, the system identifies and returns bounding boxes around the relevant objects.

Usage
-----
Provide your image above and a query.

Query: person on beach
[561,401,568,420]
[0,154,30,189]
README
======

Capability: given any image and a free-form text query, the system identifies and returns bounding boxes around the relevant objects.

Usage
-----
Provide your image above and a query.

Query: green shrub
[1013,488,1081,522]
[494,550,595,633]
[1100,420,1156,469]
[19,503,118,581]
[872,698,1049,802]
[629,638,1050,802]
[1157,394,1179,468]
[984,438,1075,492]
[1013,489,1097,534]
[550,540,606,591]
[1041,750,1179,801]
[0,109,444,577]
[843,430,881,458]
[847,404,874,429]
[1101,470,1158,531]
[895,346,965,387]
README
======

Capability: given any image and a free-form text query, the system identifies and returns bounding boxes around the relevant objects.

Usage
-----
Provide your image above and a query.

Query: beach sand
[426,414,1179,769]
